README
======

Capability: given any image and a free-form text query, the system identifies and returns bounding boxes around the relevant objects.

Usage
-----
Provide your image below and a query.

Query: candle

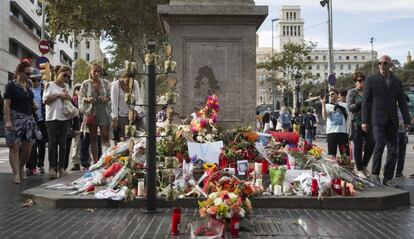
[137,179,145,196]
[255,178,263,187]
[254,162,262,175]
[282,182,290,194]
[274,185,282,196]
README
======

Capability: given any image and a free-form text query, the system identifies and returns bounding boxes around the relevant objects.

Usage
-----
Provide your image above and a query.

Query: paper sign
[284,169,312,183]
[187,141,223,164]
[237,160,249,176]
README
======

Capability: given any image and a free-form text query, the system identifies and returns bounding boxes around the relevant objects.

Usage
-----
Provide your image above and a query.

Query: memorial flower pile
[191,94,220,143]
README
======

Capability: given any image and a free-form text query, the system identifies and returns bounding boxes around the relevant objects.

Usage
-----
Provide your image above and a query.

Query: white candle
[255,178,263,187]
[137,180,145,196]
[282,182,290,194]
[254,162,262,175]
[274,185,282,196]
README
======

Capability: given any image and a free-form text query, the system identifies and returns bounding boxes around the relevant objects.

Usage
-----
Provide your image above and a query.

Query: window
[293,12,296,19]
[323,55,326,60]
[324,64,328,70]
[316,73,320,77]
[23,17,34,31]
[354,56,357,60]
[338,56,342,60]
[346,56,350,60]
[294,26,296,36]
[298,26,301,36]
[9,39,19,57]
[290,26,293,36]
[74,41,78,48]
[10,4,19,17]
[74,52,78,60]
[283,26,285,36]
[70,40,73,48]
[315,56,319,60]
[308,65,312,70]
[348,64,351,70]
[307,56,311,60]
[362,56,366,60]
[36,28,41,38]
[316,64,320,70]
[86,41,90,49]
[286,12,289,19]
[86,53,90,61]
[340,64,344,70]
[286,26,289,35]
[356,64,360,69]
[340,73,344,76]
[325,72,328,77]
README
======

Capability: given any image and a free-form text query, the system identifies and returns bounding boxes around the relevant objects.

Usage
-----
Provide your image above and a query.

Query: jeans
[26,121,47,169]
[371,123,398,182]
[327,133,348,157]
[396,132,408,175]
[305,129,313,145]
[80,132,102,167]
[46,120,70,169]
[351,125,374,171]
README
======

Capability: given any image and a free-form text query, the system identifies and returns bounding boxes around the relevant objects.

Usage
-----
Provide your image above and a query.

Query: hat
[30,68,41,79]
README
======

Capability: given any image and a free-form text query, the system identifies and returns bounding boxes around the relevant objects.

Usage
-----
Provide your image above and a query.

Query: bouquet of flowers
[198,190,252,221]
[191,94,220,143]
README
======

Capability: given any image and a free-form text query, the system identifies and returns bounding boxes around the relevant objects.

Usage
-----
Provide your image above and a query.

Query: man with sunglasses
[361,55,411,186]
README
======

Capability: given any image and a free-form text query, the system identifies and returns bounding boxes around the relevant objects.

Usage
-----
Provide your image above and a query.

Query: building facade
[256,5,377,108]
[74,37,104,64]
[0,0,104,91]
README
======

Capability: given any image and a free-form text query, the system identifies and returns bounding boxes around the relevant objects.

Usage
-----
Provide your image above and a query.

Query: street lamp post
[320,0,333,92]
[271,18,279,112]
[370,37,375,75]
[294,72,302,112]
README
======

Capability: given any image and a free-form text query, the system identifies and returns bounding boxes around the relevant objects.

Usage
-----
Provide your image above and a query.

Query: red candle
[261,159,268,174]
[171,207,181,235]
[230,214,240,237]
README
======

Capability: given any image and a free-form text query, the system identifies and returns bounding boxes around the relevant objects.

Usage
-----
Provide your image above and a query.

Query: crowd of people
[258,55,413,186]
[3,60,145,183]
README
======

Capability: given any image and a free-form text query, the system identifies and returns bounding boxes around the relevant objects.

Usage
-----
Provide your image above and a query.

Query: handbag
[85,112,97,126]
[62,100,79,119]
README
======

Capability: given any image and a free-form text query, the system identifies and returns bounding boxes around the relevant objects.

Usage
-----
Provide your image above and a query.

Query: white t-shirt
[325,102,348,134]
[43,82,71,121]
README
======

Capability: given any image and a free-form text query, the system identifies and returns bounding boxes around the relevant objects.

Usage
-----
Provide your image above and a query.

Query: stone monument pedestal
[158,1,267,127]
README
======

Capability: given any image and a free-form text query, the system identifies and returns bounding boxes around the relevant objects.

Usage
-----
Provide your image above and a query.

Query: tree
[73,59,89,84]
[45,0,170,65]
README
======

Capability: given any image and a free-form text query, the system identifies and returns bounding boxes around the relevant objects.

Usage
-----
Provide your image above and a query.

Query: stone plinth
[158,2,267,127]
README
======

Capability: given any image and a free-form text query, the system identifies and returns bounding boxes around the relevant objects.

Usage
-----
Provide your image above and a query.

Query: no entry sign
[38,39,50,54]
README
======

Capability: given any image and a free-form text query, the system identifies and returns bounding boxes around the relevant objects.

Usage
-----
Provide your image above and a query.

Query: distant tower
[407,51,412,64]
[276,5,304,51]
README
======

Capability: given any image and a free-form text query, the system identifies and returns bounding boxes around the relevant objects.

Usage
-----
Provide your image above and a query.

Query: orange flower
[207,206,217,215]
[243,132,259,142]
[199,207,207,217]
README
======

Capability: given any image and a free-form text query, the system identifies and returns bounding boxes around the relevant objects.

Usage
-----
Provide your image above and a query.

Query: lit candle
[274,185,282,196]
[137,179,145,197]
[254,162,262,175]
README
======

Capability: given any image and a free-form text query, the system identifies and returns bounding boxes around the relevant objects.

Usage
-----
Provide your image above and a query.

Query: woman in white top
[111,71,143,143]
[43,65,72,179]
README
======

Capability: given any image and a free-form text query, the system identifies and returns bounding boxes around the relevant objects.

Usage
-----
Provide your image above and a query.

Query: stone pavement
[1,136,414,238]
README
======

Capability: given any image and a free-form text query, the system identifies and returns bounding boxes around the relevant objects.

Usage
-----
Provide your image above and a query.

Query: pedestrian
[111,71,144,144]
[278,106,291,132]
[80,63,111,162]
[262,108,271,132]
[66,84,82,171]
[339,90,347,103]
[312,109,319,139]
[299,110,306,139]
[43,65,72,178]
[4,60,42,183]
[292,112,301,133]
[304,108,317,145]
[26,68,48,176]
[320,89,348,157]
[156,105,168,123]
[346,72,374,179]
[395,95,410,177]
[271,111,278,130]
[361,55,411,186]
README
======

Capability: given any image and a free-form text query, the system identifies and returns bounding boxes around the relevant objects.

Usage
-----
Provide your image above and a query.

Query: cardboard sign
[187,141,223,164]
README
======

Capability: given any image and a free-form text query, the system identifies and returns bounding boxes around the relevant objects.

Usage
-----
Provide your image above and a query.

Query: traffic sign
[328,74,336,86]
[38,39,50,54]
[35,56,49,68]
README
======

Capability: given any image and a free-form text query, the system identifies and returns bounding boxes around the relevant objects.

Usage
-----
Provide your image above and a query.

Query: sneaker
[362,167,371,178]
[372,175,381,184]
[58,168,68,178]
[395,173,404,178]
[356,170,367,179]
[39,167,45,174]
[71,164,80,171]
[49,168,57,179]
[383,180,398,187]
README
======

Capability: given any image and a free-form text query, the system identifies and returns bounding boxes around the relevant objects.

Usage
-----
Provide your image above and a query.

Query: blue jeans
[305,129,313,145]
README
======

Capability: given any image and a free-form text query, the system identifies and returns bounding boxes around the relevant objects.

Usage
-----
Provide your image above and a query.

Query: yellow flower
[203,163,216,171]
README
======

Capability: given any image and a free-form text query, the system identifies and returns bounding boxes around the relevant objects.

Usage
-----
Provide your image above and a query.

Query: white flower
[204,134,213,141]
[208,192,218,200]
[160,132,167,137]
[226,212,231,218]
[196,136,204,142]
[239,208,246,218]
[229,193,237,200]
[213,198,223,206]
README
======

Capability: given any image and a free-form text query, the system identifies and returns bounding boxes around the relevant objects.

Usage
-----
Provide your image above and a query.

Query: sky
[255,0,414,64]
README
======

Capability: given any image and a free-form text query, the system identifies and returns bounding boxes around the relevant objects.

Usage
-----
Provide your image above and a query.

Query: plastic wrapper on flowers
[89,141,130,171]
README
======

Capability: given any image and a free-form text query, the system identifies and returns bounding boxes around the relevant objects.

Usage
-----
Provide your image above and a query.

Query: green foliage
[73,59,89,83]
[395,61,414,89]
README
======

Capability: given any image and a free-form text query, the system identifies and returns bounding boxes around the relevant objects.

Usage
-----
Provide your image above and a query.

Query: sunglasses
[61,74,71,78]
[32,79,40,82]
[378,61,389,66]
[356,79,365,83]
